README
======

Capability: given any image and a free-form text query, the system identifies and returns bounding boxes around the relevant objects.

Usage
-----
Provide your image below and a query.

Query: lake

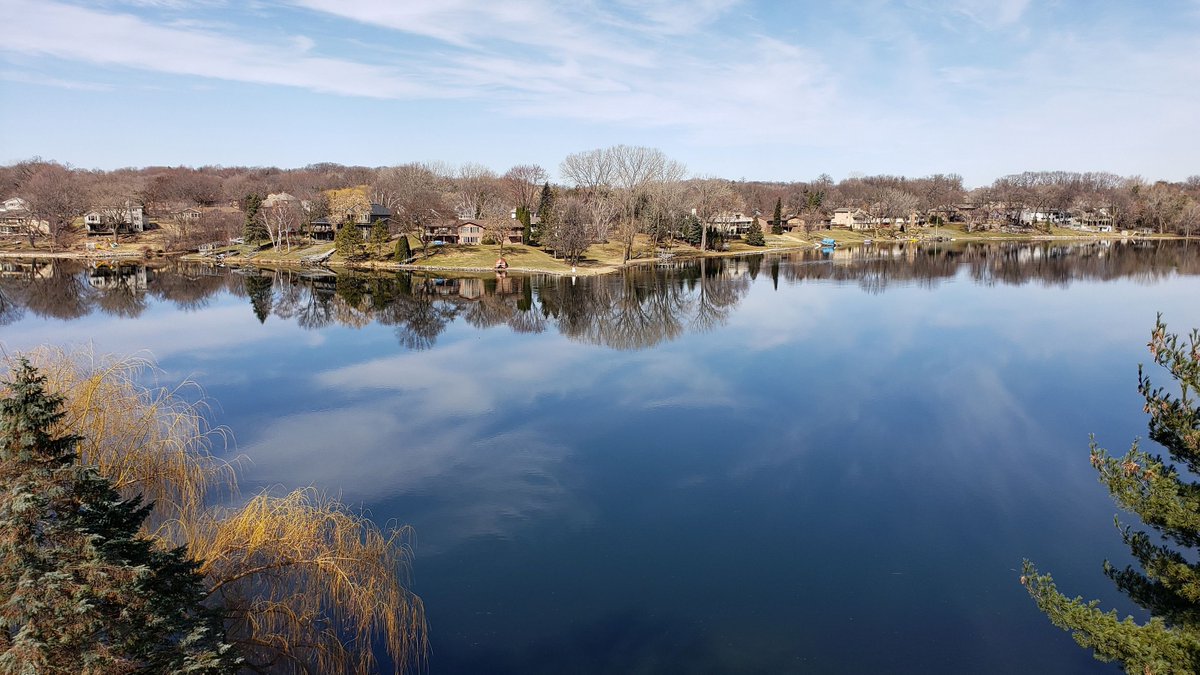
[2,240,1199,673]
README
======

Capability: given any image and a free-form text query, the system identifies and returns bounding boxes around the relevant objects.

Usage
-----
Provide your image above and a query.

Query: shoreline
[2,233,1186,276]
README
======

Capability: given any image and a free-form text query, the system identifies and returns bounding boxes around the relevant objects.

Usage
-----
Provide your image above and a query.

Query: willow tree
[0,360,238,673]
[5,348,427,674]
[1023,318,1200,674]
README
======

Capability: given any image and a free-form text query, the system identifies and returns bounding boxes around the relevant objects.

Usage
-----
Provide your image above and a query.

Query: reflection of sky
[3,255,1199,673]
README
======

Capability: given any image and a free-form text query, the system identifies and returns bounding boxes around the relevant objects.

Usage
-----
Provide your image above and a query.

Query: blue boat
[821,238,837,247]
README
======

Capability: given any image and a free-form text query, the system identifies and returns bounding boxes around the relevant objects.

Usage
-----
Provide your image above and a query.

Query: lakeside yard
[0,224,1179,274]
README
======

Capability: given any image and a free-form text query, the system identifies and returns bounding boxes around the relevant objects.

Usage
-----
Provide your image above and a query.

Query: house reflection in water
[88,262,151,290]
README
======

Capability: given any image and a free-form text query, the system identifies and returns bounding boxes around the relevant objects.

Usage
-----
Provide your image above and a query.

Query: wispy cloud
[5,0,435,99]
[2,0,838,141]
[3,0,1198,180]
[947,0,1031,28]
[0,70,114,92]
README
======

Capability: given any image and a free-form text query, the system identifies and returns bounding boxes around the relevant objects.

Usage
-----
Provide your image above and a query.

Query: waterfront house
[422,219,520,245]
[84,202,145,235]
[262,192,300,209]
[309,202,392,240]
[457,221,484,245]
[0,197,49,237]
[831,208,872,230]
[709,211,755,236]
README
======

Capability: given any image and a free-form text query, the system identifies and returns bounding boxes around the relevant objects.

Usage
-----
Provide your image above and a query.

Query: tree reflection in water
[0,240,1196,350]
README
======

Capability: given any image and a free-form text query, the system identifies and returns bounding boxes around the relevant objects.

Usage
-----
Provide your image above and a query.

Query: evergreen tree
[705,226,726,251]
[1023,318,1200,674]
[534,182,553,247]
[0,360,237,673]
[242,193,267,245]
[369,220,390,256]
[395,236,412,263]
[244,275,273,324]
[772,198,784,235]
[516,205,532,245]
[682,214,703,246]
[334,222,365,259]
[745,217,766,246]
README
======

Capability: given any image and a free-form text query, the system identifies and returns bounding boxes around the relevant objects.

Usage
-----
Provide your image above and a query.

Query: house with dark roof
[309,202,392,240]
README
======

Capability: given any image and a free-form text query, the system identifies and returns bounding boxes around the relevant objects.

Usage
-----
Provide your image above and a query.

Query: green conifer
[242,193,267,245]
[369,220,390,256]
[745,217,766,246]
[772,198,784,235]
[0,360,237,673]
[244,275,273,324]
[534,182,553,247]
[1023,318,1200,674]
[334,221,365,258]
[395,236,412,263]
[517,205,532,245]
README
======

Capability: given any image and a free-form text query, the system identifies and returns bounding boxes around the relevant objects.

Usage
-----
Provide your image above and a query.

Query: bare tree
[543,196,592,265]
[1175,198,1199,238]
[20,162,86,251]
[483,218,514,256]
[260,201,303,253]
[1140,182,1185,234]
[607,145,686,261]
[560,148,620,243]
[560,149,615,196]
[454,163,500,219]
[687,178,739,251]
[503,164,548,213]
[872,187,920,231]
[370,163,447,246]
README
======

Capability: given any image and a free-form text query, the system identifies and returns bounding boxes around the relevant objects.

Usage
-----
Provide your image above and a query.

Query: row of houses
[705,203,1122,237]
[0,197,148,238]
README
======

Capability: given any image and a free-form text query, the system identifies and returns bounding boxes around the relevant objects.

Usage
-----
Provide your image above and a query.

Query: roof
[369,203,392,218]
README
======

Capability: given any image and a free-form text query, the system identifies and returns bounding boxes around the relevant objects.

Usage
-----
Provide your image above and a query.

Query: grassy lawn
[409,243,596,273]
[170,225,1169,273]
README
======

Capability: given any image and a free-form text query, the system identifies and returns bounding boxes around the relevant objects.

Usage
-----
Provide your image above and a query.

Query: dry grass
[188,490,426,674]
[15,347,235,535]
[411,241,625,274]
[1,349,427,674]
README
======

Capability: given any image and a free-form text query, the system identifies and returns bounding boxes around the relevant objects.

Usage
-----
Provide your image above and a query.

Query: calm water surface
[3,240,1199,673]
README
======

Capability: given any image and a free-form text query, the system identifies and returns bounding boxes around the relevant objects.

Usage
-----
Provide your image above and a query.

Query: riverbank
[2,226,1183,275]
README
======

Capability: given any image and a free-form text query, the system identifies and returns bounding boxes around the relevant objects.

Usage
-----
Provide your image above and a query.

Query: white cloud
[0,70,114,92]
[5,0,435,99]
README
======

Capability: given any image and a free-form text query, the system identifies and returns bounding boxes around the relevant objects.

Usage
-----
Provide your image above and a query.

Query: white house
[85,203,145,235]
[262,192,300,209]
[0,197,49,237]
[709,211,755,236]
[831,208,872,230]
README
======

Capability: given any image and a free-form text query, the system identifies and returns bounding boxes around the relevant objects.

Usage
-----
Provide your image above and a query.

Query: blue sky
[1,0,1197,187]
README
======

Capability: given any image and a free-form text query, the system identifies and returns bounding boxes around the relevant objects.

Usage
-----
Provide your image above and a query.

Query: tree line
[4,152,1198,254]
[4,241,1196,347]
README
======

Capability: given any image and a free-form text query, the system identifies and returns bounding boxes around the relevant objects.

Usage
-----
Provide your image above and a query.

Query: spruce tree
[772,197,784,235]
[242,193,267,245]
[369,220,390,257]
[244,275,273,324]
[334,221,365,259]
[534,182,553,247]
[395,236,412,263]
[517,205,532,245]
[745,217,766,246]
[1023,318,1200,674]
[0,360,237,673]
